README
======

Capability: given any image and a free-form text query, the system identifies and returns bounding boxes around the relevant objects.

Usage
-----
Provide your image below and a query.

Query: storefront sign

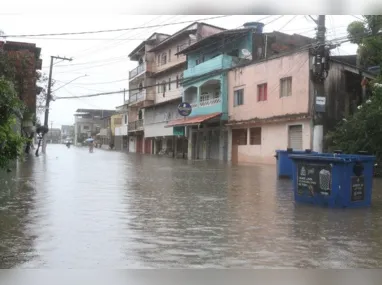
[296,163,332,197]
[351,176,365,201]
[173,126,185,136]
[177,102,192,116]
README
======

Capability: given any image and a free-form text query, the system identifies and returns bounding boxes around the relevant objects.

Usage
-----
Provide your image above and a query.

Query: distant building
[45,128,61,144]
[73,109,116,145]
[61,125,74,143]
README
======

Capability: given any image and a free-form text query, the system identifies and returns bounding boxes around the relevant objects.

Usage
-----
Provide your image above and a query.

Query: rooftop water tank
[243,22,265,33]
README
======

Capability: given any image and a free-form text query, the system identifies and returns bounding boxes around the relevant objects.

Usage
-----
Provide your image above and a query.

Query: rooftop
[149,22,225,52]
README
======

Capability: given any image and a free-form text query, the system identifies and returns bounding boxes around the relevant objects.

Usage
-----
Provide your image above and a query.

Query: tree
[36,71,55,115]
[326,83,382,175]
[0,77,27,169]
[347,15,382,78]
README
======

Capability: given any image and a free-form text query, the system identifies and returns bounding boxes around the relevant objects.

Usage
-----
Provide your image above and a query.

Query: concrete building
[0,41,42,152]
[226,50,376,165]
[142,22,224,156]
[114,104,129,151]
[124,22,224,154]
[167,21,315,161]
[74,109,116,145]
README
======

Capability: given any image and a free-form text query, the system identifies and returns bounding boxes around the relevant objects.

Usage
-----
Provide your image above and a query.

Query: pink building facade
[227,50,313,165]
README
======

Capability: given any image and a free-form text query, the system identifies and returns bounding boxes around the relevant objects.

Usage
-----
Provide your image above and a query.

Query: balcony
[129,64,146,80]
[184,54,239,79]
[129,90,146,105]
[128,119,143,132]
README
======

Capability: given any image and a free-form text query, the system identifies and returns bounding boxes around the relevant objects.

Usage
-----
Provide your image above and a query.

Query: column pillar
[227,127,232,162]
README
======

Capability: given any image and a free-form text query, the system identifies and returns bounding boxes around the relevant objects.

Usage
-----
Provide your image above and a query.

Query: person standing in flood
[89,137,94,153]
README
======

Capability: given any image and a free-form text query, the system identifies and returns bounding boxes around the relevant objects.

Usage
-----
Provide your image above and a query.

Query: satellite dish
[241,49,252,60]
[189,34,197,40]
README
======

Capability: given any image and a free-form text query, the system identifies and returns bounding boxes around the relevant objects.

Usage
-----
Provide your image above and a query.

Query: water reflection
[1,145,382,268]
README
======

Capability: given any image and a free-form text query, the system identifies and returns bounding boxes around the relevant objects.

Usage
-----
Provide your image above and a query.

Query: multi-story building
[74,109,115,145]
[127,32,170,153]
[226,45,376,165]
[142,22,225,156]
[114,104,129,151]
[0,41,42,151]
[167,21,315,161]
[125,22,225,154]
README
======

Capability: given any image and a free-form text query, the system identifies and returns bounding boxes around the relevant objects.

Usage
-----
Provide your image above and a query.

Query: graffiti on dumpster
[296,163,332,197]
[351,176,365,202]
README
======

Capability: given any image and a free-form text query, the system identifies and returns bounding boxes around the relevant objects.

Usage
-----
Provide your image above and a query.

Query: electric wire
[3,15,231,38]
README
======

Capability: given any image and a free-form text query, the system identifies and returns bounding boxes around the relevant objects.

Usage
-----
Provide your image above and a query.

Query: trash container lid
[276,150,318,154]
[289,153,376,163]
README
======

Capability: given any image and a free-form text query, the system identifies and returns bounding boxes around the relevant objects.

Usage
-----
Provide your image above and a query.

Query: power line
[4,15,231,38]
[279,15,298,31]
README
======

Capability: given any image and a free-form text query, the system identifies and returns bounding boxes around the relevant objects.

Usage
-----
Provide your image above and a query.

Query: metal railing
[129,90,146,104]
[128,119,143,131]
[129,64,145,79]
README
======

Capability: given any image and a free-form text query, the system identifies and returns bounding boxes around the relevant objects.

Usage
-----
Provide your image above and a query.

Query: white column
[227,127,232,161]
[313,125,323,153]
[187,127,193,160]
[219,125,224,161]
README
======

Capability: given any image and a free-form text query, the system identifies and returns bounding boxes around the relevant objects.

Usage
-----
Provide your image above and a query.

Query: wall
[198,24,225,39]
[154,66,184,104]
[182,73,228,119]
[144,99,182,137]
[110,114,123,136]
[187,32,251,69]
[232,119,311,164]
[228,51,310,121]
[153,35,189,73]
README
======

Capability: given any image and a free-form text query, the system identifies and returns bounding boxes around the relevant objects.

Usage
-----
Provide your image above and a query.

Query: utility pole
[36,55,72,156]
[310,15,330,153]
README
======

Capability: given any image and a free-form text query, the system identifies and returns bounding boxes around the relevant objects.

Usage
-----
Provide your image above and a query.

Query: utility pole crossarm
[54,56,73,61]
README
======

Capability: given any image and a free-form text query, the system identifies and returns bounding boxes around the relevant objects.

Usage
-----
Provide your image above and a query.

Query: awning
[165,112,221,128]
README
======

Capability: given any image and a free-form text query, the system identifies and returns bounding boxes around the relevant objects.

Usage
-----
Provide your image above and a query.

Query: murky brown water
[1,144,382,269]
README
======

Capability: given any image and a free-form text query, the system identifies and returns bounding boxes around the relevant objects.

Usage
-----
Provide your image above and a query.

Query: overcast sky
[1,15,359,128]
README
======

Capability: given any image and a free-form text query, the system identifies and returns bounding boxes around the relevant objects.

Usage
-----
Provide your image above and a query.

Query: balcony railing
[128,119,143,131]
[129,90,146,104]
[199,97,222,107]
[129,64,145,80]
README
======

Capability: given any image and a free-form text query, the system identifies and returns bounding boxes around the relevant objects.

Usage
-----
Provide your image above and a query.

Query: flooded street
[1,144,382,269]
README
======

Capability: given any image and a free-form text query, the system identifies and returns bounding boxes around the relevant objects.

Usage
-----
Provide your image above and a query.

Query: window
[124,115,127,124]
[232,129,247,145]
[280,77,292,98]
[176,75,179,88]
[257,83,267,102]
[157,55,160,66]
[168,49,171,62]
[250,127,262,145]
[161,53,167,65]
[83,126,89,130]
[168,77,171,90]
[234,88,244,106]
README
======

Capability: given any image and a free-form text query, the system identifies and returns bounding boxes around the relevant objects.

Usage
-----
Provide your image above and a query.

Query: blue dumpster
[289,153,376,208]
[275,148,317,179]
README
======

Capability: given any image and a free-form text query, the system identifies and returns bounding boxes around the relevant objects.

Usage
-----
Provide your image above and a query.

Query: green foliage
[326,84,382,174]
[0,77,27,169]
[347,15,382,70]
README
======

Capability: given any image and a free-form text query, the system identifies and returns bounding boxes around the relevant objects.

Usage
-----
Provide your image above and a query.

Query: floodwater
[1,144,382,269]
